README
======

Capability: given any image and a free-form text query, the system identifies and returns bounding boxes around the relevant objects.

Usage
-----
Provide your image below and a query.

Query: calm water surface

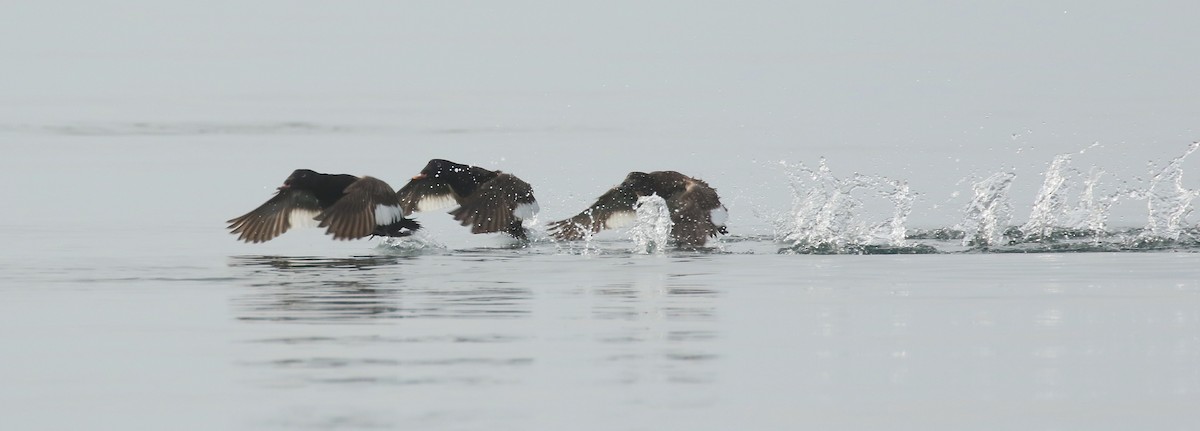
[3,227,1199,430]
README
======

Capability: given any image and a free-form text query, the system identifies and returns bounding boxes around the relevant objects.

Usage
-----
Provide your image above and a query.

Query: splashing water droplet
[1140,142,1200,240]
[1021,154,1074,240]
[629,194,673,254]
[775,160,914,253]
[959,171,1015,247]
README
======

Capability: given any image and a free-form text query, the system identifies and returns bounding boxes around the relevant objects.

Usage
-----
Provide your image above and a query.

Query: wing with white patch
[547,183,639,240]
[317,176,403,240]
[396,176,462,215]
[449,173,537,238]
[602,211,637,229]
[227,189,322,243]
[374,204,404,225]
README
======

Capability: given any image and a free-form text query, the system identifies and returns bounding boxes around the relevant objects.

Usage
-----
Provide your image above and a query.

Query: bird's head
[281,169,318,190]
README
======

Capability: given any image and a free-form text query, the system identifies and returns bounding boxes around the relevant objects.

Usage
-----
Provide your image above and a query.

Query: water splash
[371,143,1200,256]
[1021,154,1074,240]
[779,160,868,252]
[1069,166,1118,241]
[958,171,1015,247]
[1014,149,1122,244]
[1138,141,1199,241]
[377,231,447,254]
[881,180,914,246]
[948,143,1200,251]
[629,194,673,254]
[776,160,922,254]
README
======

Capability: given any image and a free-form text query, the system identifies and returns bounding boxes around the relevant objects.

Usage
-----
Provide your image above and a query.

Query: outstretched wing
[317,176,404,240]
[667,179,727,246]
[449,173,538,237]
[227,189,322,243]
[547,184,639,240]
[396,176,462,215]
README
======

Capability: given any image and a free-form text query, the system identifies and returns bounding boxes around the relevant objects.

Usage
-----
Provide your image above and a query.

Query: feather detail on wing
[547,184,639,240]
[374,204,404,225]
[449,173,537,237]
[317,176,403,240]
[396,176,462,215]
[226,189,322,243]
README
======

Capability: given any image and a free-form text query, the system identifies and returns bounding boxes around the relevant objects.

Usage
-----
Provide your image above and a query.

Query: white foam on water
[377,230,447,253]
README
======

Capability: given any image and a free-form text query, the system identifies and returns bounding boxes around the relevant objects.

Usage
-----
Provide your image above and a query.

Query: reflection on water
[585,273,721,386]
[229,255,411,322]
[216,252,1200,430]
[226,253,725,427]
[229,255,406,270]
[229,255,536,322]
[6,245,1198,430]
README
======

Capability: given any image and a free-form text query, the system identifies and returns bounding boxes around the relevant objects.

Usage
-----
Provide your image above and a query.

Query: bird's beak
[277,183,291,190]
[412,173,427,180]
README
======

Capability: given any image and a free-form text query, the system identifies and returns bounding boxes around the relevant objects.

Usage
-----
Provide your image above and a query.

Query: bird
[395,159,539,239]
[227,169,420,243]
[547,171,728,247]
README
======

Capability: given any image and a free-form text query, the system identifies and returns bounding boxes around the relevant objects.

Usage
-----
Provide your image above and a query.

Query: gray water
[3,139,1200,430]
[5,1,1200,429]
[7,235,1200,430]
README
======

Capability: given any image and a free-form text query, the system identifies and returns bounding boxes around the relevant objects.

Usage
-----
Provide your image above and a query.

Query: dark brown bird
[547,171,728,247]
[227,169,420,243]
[396,159,539,239]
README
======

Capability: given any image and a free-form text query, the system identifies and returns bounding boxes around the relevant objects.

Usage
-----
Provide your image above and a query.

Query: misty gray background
[4,3,1200,430]
[3,1,1197,232]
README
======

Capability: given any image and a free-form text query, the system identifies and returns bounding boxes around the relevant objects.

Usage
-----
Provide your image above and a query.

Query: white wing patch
[603,211,637,229]
[710,206,729,226]
[288,208,322,229]
[513,201,540,220]
[374,204,404,226]
[416,194,459,213]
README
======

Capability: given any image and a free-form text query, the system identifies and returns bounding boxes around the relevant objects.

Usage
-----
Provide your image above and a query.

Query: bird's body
[548,171,728,247]
[227,169,420,243]
[397,159,539,239]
